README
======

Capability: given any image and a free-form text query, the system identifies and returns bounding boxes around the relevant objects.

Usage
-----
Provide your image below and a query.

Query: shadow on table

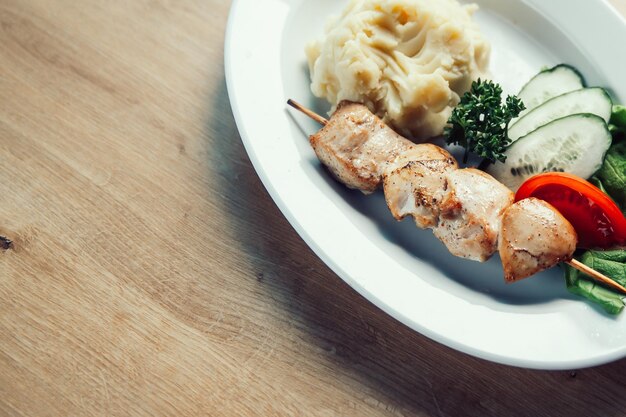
[206,74,626,417]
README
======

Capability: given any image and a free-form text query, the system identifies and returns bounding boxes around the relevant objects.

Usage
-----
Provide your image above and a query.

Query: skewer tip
[567,258,626,295]
[286,98,329,126]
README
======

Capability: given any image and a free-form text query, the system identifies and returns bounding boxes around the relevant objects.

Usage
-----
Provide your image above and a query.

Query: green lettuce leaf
[565,250,626,315]
[595,141,626,215]
[589,176,608,195]
[610,104,626,129]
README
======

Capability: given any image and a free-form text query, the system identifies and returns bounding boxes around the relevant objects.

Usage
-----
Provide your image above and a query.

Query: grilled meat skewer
[289,99,624,291]
[306,100,534,265]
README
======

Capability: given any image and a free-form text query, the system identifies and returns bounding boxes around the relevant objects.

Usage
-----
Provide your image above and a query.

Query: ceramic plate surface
[225,0,626,369]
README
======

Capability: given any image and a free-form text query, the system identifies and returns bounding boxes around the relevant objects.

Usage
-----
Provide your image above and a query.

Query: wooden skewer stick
[287,99,328,126]
[287,98,626,295]
[568,259,626,294]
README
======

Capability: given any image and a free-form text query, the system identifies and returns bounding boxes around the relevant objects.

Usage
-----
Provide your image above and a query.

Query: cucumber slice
[508,88,612,143]
[488,114,611,190]
[515,64,585,118]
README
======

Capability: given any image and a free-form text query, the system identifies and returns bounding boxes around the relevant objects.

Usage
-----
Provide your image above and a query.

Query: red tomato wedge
[515,173,626,249]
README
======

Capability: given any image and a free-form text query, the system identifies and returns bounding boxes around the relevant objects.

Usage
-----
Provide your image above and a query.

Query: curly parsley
[445,79,525,163]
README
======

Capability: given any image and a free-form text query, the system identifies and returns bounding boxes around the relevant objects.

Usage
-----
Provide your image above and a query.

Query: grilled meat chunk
[309,101,417,193]
[433,169,514,262]
[383,145,458,228]
[499,198,577,282]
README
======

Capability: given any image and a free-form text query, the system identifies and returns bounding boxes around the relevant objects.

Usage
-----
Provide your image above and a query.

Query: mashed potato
[306,0,490,140]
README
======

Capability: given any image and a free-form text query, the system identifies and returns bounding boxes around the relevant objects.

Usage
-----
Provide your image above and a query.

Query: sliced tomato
[515,172,626,249]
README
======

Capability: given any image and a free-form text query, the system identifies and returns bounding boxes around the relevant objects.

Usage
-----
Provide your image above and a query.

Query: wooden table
[2,1,626,416]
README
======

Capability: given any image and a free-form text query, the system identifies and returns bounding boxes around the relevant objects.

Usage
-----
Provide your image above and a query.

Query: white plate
[225,0,626,369]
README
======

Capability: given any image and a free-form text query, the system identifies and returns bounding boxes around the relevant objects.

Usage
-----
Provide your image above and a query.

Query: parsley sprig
[445,79,525,164]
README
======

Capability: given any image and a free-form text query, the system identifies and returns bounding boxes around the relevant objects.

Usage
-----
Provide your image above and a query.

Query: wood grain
[1,1,626,416]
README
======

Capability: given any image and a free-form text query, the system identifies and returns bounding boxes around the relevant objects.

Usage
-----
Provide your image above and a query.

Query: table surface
[3,1,626,416]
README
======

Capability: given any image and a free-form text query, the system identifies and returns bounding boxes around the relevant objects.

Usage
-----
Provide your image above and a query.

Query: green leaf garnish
[565,250,626,315]
[445,79,525,164]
